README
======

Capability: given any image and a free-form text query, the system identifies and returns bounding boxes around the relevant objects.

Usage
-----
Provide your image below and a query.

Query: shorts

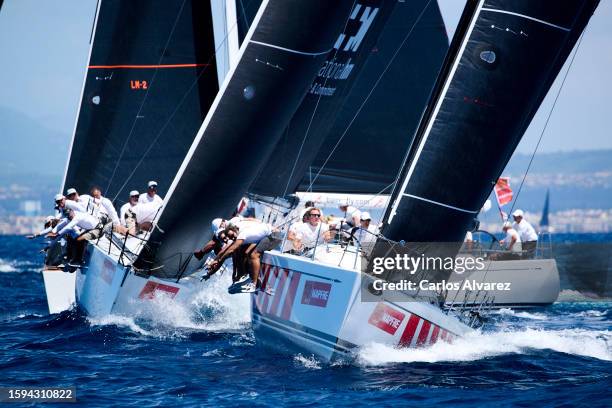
[255,232,283,252]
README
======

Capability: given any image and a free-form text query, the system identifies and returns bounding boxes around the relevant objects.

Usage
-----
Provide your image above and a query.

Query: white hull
[42,268,76,314]
[251,249,471,362]
[74,239,193,318]
[445,258,560,309]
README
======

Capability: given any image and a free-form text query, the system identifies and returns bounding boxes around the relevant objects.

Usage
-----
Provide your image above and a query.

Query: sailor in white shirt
[119,190,140,226]
[54,194,87,215]
[54,209,100,239]
[512,209,538,257]
[495,221,522,260]
[66,188,94,214]
[353,212,379,254]
[206,221,278,292]
[139,181,164,205]
[338,200,361,229]
[125,200,163,235]
[90,186,120,224]
[286,207,331,252]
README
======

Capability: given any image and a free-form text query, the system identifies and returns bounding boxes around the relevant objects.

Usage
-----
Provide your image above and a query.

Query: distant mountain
[0,105,69,182]
[504,150,612,175]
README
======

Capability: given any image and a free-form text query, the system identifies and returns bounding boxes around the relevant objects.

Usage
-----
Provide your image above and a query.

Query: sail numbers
[130,80,148,90]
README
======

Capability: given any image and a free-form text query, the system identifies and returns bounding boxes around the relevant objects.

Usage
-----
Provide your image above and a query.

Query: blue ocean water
[0,236,610,407]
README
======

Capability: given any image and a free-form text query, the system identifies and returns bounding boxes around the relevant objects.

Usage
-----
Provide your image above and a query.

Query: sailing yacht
[40,0,599,362]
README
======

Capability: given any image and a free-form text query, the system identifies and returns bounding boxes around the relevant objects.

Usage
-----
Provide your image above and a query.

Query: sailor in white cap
[353,211,379,253]
[54,193,87,216]
[511,209,538,257]
[338,199,361,229]
[66,187,94,214]
[139,180,163,205]
[27,215,60,239]
[120,190,140,226]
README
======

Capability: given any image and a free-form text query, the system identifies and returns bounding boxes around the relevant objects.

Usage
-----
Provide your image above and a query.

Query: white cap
[66,188,77,196]
[45,215,55,222]
[360,211,372,221]
[512,209,524,217]
[211,218,223,234]
[129,190,140,197]
[54,194,64,202]
[148,181,158,188]
[503,221,512,229]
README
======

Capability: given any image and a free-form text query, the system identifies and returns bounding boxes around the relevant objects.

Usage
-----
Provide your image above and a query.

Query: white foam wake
[494,308,548,320]
[87,272,251,336]
[358,328,612,365]
[0,258,17,273]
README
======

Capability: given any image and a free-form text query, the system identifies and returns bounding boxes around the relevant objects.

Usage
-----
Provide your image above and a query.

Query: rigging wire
[110,0,256,202]
[105,0,188,195]
[281,0,358,197]
[305,0,434,192]
[508,30,587,217]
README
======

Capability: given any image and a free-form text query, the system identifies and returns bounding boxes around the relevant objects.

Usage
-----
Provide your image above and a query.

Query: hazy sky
[0,0,610,163]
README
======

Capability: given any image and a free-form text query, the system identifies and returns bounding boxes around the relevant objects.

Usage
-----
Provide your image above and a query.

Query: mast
[381,0,599,244]
[136,0,355,277]
[62,0,220,203]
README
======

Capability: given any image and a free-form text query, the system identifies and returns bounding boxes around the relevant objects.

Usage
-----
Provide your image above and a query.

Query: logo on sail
[301,281,332,307]
[368,303,405,335]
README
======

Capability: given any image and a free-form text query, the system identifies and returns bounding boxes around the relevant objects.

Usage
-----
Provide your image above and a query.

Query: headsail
[297,0,449,195]
[137,0,355,276]
[248,0,397,198]
[382,0,599,243]
[62,0,219,203]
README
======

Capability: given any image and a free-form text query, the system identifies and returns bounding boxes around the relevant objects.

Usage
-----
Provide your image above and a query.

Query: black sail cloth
[63,0,219,203]
[137,0,355,277]
[249,0,398,198]
[297,0,450,194]
[382,0,599,244]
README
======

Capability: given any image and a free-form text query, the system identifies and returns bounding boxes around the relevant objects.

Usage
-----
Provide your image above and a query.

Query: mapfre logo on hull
[301,281,332,307]
[368,303,405,335]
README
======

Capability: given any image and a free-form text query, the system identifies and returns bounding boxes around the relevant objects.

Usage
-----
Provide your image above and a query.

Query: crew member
[139,181,163,205]
[66,188,94,214]
[54,194,87,215]
[206,221,278,293]
[90,186,120,224]
[285,207,331,253]
[338,200,361,229]
[496,221,522,260]
[125,200,163,236]
[120,190,140,226]
[352,212,378,254]
[512,209,538,257]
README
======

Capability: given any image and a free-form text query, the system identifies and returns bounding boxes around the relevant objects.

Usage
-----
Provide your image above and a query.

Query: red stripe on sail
[280,270,301,320]
[269,268,289,316]
[399,314,421,347]
[261,266,279,314]
[416,320,432,347]
[429,326,440,344]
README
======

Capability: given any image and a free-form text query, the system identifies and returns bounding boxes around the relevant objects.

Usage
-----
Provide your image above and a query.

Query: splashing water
[358,328,612,365]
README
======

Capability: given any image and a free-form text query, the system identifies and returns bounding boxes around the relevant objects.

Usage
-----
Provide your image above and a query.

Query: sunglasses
[309,213,321,218]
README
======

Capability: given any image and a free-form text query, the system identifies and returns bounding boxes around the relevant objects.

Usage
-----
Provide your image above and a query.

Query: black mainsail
[248,0,396,198]
[137,0,354,276]
[62,0,219,202]
[296,0,450,194]
[381,0,599,243]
